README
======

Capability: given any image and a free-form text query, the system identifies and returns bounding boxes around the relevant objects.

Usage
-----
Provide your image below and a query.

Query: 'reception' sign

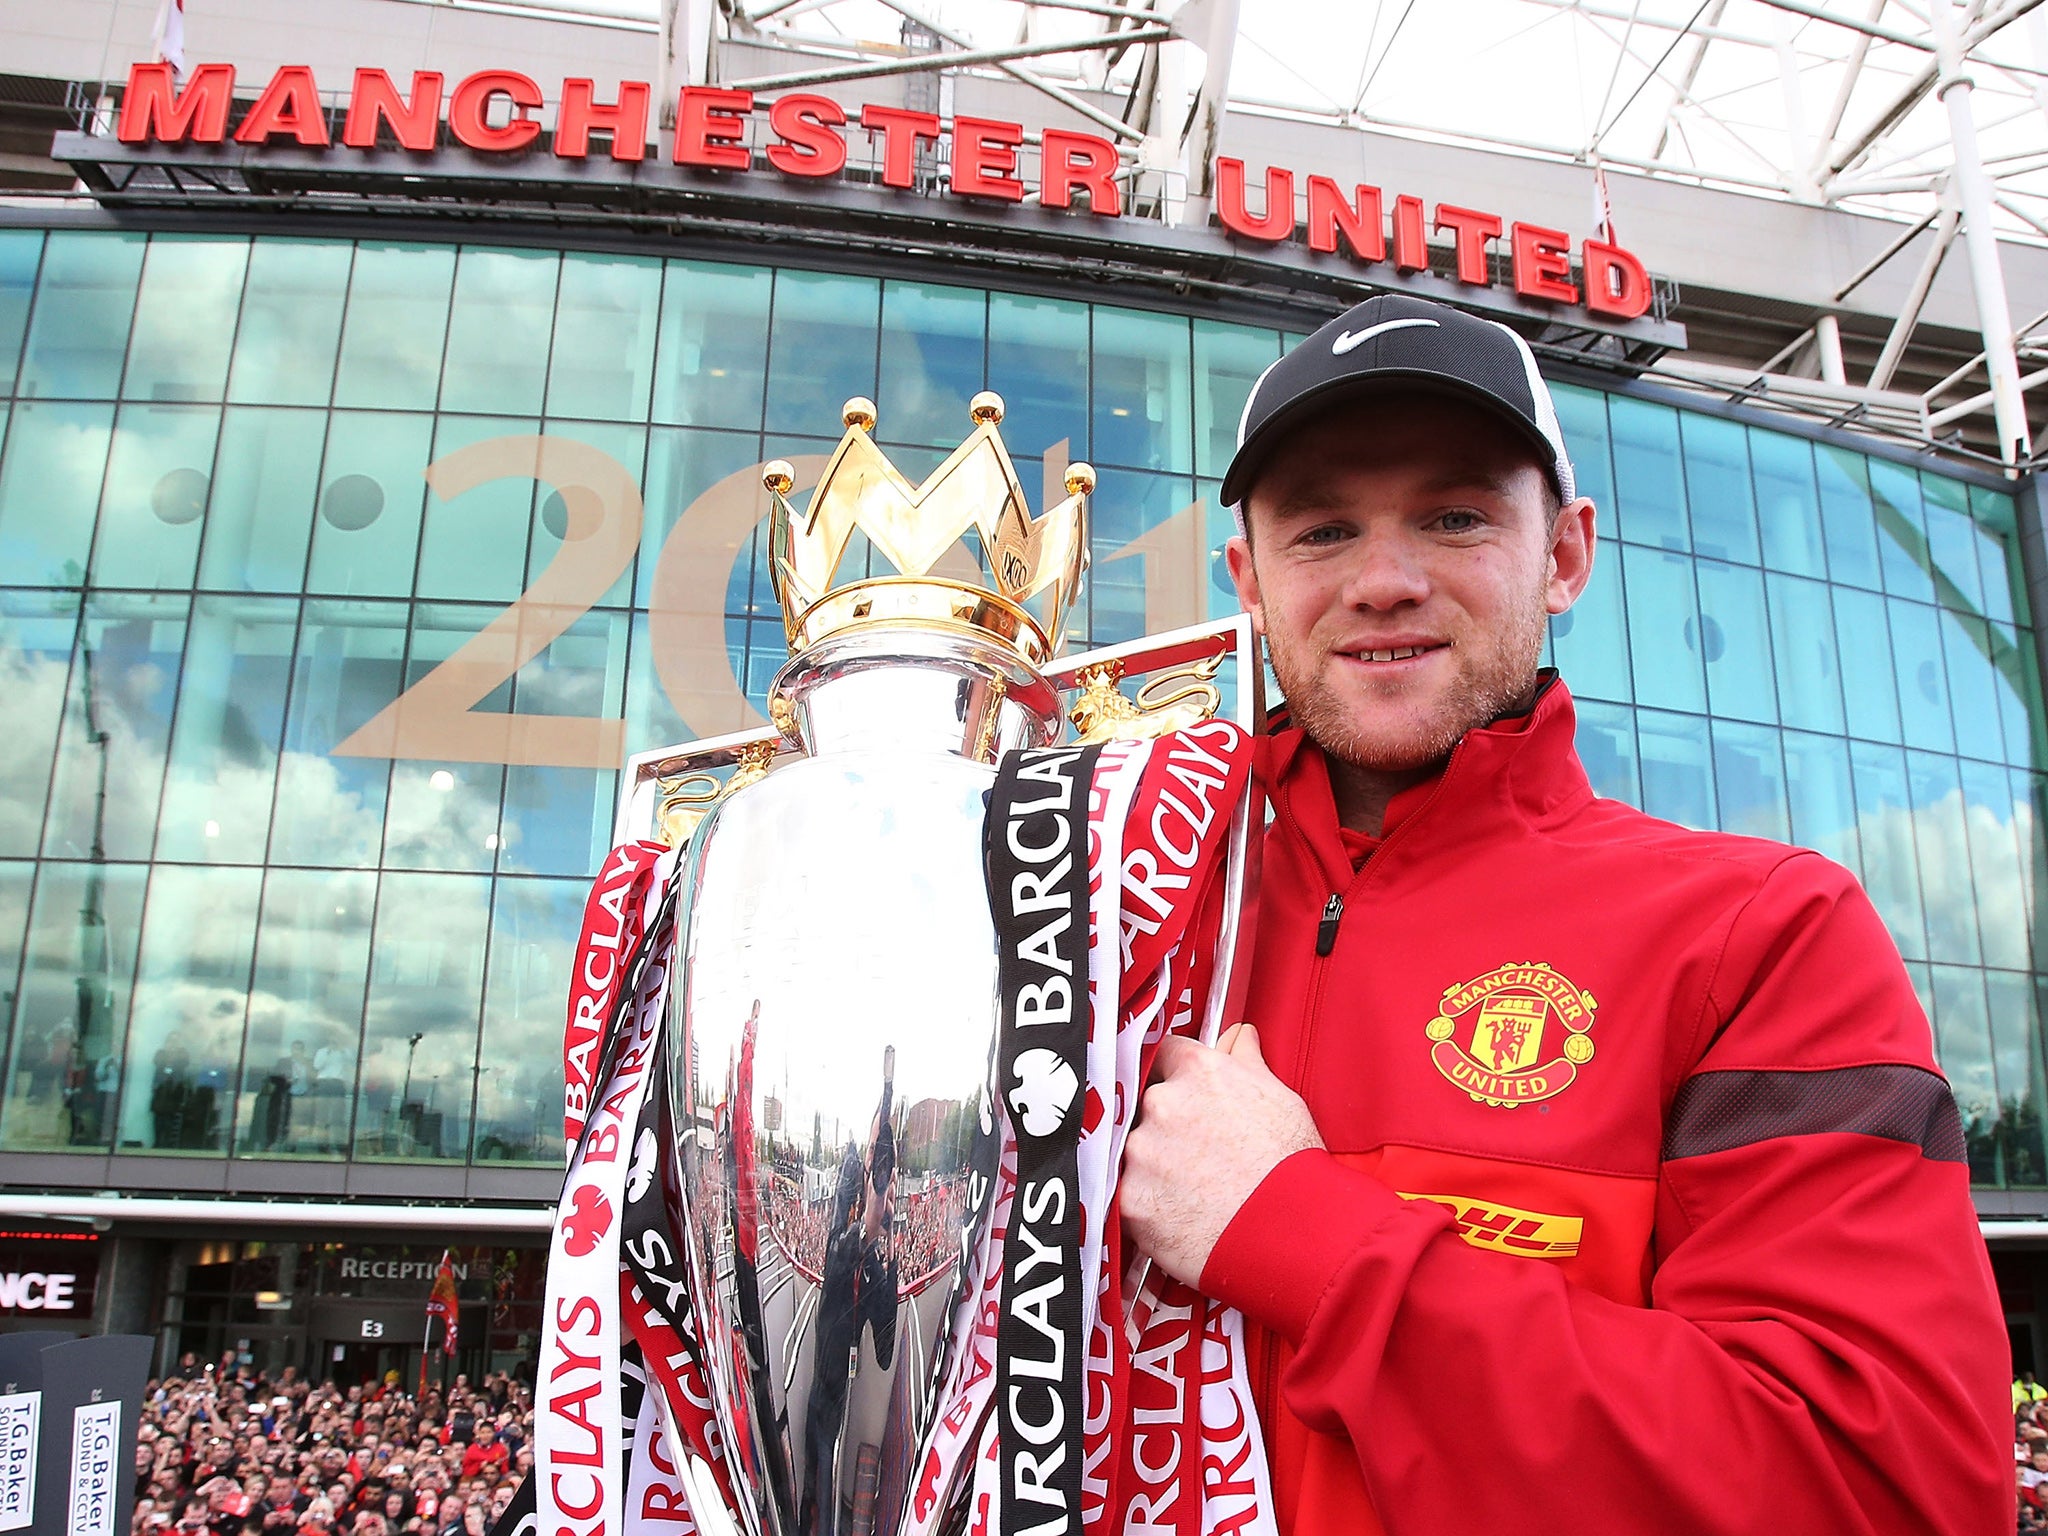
[113,61,1655,321]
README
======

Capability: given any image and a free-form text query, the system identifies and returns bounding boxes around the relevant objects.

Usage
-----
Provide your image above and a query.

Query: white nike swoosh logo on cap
[1331,316,1441,355]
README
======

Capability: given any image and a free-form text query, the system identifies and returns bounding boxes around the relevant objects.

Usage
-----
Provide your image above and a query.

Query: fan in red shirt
[459,1427,508,1483]
[1117,294,2010,1536]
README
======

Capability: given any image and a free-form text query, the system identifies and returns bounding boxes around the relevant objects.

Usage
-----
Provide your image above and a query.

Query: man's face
[1228,392,1594,775]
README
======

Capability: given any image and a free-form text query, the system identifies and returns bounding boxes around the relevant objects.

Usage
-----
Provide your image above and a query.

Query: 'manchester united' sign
[117,61,1655,322]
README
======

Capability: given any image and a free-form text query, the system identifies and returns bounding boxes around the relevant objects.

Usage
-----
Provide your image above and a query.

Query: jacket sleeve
[1201,854,2011,1536]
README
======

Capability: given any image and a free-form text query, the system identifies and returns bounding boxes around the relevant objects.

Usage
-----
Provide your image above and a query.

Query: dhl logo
[1397,1192,1583,1258]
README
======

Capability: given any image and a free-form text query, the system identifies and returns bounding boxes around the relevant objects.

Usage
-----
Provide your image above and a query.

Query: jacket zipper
[1314,894,1343,956]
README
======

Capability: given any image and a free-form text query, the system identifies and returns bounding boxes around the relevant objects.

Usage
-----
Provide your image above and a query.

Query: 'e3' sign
[359,1320,385,1339]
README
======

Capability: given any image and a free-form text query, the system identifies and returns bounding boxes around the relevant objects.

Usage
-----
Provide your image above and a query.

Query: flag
[151,0,186,76]
[426,1249,460,1358]
[1591,164,1616,246]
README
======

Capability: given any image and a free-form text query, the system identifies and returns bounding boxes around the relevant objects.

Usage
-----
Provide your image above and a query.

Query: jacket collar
[1257,672,1595,892]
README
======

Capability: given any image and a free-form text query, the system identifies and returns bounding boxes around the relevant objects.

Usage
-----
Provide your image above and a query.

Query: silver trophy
[613,392,1260,1536]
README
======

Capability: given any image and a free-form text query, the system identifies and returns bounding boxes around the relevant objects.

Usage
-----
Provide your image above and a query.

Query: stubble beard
[1265,583,1551,775]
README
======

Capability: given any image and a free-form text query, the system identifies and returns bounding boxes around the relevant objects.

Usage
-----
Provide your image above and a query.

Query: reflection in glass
[1193,321,1280,482]
[0,863,31,1016]
[1574,698,1639,803]
[304,412,435,598]
[1930,964,1998,1184]
[1087,471,1196,647]
[355,872,489,1161]
[548,252,662,423]
[1607,397,1688,550]
[1994,622,2042,770]
[498,607,631,876]
[115,865,261,1153]
[1997,974,2048,1187]
[381,604,508,874]
[1550,541,1631,702]
[878,282,987,449]
[1888,599,1954,754]
[474,876,581,1163]
[0,400,116,587]
[0,590,80,857]
[1710,719,1788,841]
[122,236,248,404]
[1695,559,1774,723]
[1679,414,1758,564]
[624,611,687,758]
[1549,383,1614,518]
[1942,610,2004,764]
[156,595,296,864]
[1869,457,1936,606]
[654,260,772,431]
[267,600,406,868]
[197,408,324,593]
[525,420,647,602]
[766,271,881,437]
[1961,759,2030,971]
[636,425,766,611]
[1970,484,2024,626]
[227,238,351,407]
[1918,473,1985,613]
[1765,573,1844,735]
[1905,751,1980,965]
[1815,446,1881,590]
[42,594,188,863]
[0,230,42,396]
[332,243,457,411]
[91,404,221,591]
[1622,545,1706,713]
[237,868,375,1157]
[1850,741,1928,960]
[1781,730,1860,874]
[1750,430,1824,578]
[1092,307,1192,473]
[0,860,148,1151]
[989,292,1088,464]
[416,416,539,604]
[1636,709,1715,828]
[15,232,146,400]
[1832,586,1901,743]
[441,247,560,416]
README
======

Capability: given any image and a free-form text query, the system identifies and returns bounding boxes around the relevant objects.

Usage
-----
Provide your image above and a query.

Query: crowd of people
[132,1355,533,1535]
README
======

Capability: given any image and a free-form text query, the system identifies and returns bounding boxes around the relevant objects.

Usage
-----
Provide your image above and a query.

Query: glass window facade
[0,224,2042,1186]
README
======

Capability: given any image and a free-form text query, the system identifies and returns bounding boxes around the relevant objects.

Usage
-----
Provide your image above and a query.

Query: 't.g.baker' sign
[114,61,1655,322]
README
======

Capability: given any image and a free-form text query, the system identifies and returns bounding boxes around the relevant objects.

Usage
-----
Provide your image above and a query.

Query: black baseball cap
[1221,294,1576,512]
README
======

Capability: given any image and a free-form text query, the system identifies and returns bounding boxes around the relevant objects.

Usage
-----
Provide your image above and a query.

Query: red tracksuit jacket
[1198,677,2009,1535]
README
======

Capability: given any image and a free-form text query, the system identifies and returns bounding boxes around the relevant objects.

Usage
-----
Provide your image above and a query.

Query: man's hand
[1121,1024,1322,1286]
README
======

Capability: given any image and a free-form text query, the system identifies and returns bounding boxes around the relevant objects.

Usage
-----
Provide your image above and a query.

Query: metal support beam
[1926,361,2048,425]
[1835,206,1943,300]
[1815,312,1849,383]
[1652,0,1729,159]
[1924,302,2048,395]
[725,26,1171,92]
[1868,205,1960,389]
[1937,0,2038,461]
[1752,0,1936,48]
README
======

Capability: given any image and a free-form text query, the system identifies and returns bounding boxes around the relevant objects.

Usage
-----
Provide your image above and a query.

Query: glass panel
[1550,539,1631,702]
[1904,750,1979,965]
[1993,622,2041,770]
[1606,396,1688,551]
[226,238,351,407]
[1092,306,1193,474]
[635,425,766,618]
[652,259,772,431]
[1781,729,1860,873]
[115,865,261,1154]
[1832,586,1901,743]
[1709,719,1788,841]
[0,400,116,587]
[877,281,986,449]
[41,593,187,863]
[1815,445,1881,590]
[89,404,221,590]
[0,862,30,1036]
[989,292,1089,465]
[1679,413,1758,565]
[354,872,489,1161]
[547,251,662,422]
[1636,708,1715,828]
[304,412,435,598]
[0,591,78,857]
[623,612,686,759]
[1942,610,2004,763]
[1193,321,1280,482]
[1970,483,2024,627]
[1548,382,1615,521]
[1088,471,1195,646]
[1888,598,1954,754]
[2021,770,2045,964]
[121,236,248,404]
[1621,545,1706,713]
[16,232,146,400]
[1765,572,1844,735]
[0,230,41,396]
[497,607,631,876]
[1573,698,1639,803]
[1918,472,1985,614]
[764,270,880,438]
[473,876,581,1164]
[1869,456,1936,605]
[415,415,539,603]
[1695,558,1775,723]
[1930,964,1999,1184]
[1850,740,1928,960]
[1961,759,2030,971]
[196,407,324,593]
[381,603,508,874]
[236,868,375,1157]
[332,243,457,412]
[0,862,147,1150]
[440,247,560,416]
[266,600,406,868]
[1750,429,1825,578]
[1996,973,2048,1188]
[152,595,295,869]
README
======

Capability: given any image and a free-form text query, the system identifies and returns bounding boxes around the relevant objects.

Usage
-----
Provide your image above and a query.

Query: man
[1118,293,2008,1534]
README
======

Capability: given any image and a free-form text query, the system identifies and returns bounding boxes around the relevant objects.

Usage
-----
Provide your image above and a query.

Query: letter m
[118,62,235,144]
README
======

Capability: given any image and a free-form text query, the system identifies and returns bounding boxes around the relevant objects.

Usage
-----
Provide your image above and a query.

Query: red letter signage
[342,70,443,152]
[449,70,543,152]
[860,105,942,189]
[1391,194,1428,271]
[1217,158,1293,242]
[766,94,848,177]
[951,116,1026,201]
[1039,129,1121,216]
[1584,239,1652,319]
[117,61,234,144]
[1434,204,1502,285]
[557,79,649,161]
[1305,177,1385,261]
[1511,223,1578,303]
[674,86,754,169]
[234,65,330,147]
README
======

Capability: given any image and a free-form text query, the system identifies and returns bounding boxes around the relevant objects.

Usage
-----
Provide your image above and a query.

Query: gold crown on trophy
[762,392,1092,667]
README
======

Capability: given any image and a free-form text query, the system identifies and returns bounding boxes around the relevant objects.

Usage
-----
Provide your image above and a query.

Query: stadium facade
[4,0,2048,1385]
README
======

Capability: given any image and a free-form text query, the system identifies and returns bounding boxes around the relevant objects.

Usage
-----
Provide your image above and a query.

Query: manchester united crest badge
[1425,961,1597,1108]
